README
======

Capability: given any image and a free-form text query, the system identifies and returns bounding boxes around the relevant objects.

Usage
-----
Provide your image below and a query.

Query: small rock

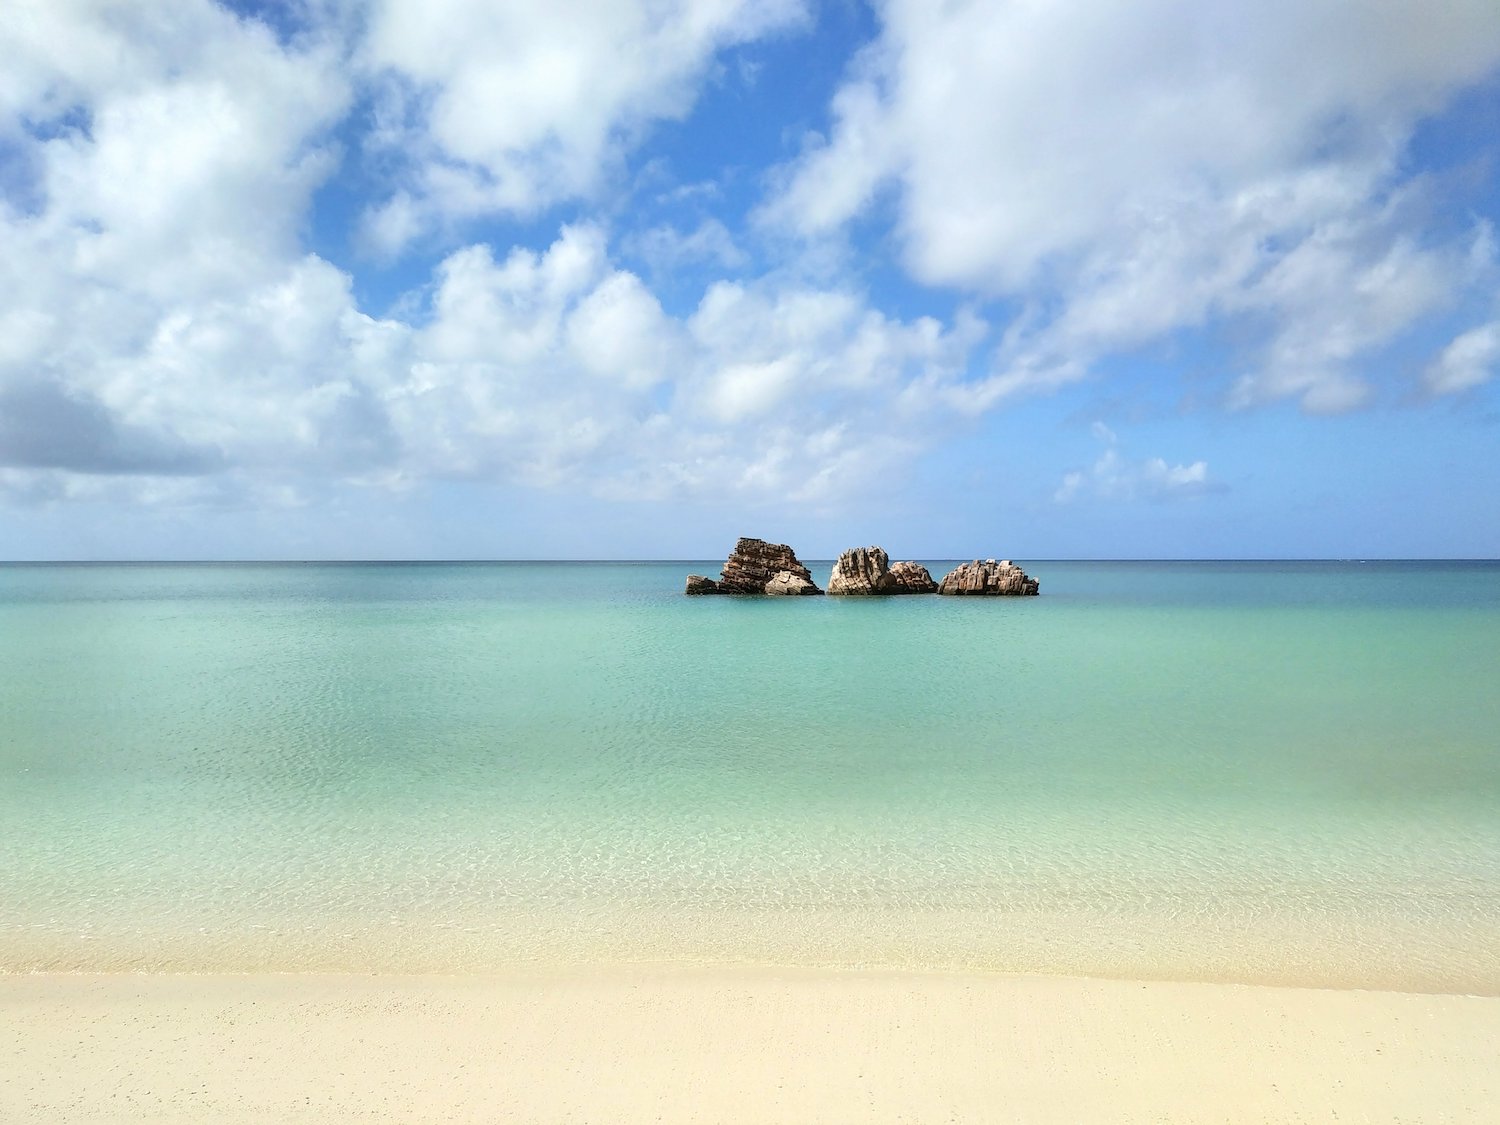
[765,570,820,596]
[685,574,720,595]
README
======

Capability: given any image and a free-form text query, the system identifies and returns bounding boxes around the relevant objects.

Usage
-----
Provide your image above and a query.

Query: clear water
[2,561,1497,991]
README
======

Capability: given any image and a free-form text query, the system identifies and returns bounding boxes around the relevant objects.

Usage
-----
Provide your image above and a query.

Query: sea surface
[2,560,1497,991]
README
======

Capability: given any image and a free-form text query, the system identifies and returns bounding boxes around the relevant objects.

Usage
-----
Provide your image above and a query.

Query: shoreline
[6,956,1500,998]
[6,967,1499,1122]
[9,900,1497,995]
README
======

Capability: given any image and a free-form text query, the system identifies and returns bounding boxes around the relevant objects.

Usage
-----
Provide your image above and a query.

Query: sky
[2,0,1499,560]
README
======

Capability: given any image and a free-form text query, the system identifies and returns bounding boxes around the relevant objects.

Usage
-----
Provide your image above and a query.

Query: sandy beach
[4,967,1498,1123]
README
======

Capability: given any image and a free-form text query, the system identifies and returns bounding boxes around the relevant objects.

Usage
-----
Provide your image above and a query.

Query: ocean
[2,560,1497,991]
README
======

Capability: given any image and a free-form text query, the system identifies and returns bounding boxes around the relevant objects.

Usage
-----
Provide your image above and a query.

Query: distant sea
[2,561,1497,991]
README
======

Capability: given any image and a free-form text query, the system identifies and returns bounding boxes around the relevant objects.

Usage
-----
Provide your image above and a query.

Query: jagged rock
[828,547,938,595]
[687,539,1034,598]
[888,560,938,594]
[765,570,820,596]
[937,558,1039,596]
[713,537,822,595]
[828,546,897,595]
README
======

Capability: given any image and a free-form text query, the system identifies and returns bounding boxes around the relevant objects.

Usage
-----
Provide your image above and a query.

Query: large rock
[888,560,938,594]
[936,559,1039,596]
[712,537,822,595]
[828,546,938,595]
[765,570,820,596]
[827,546,897,594]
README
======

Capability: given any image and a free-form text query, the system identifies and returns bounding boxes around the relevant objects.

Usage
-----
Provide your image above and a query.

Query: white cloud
[1424,319,1500,395]
[1055,425,1215,503]
[768,0,1500,413]
[1142,457,1210,492]
[626,218,747,272]
[929,174,1477,416]
[0,0,367,493]
[392,228,982,499]
[420,226,610,366]
[358,0,808,252]
[0,1,982,513]
[1224,213,1458,412]
[567,272,683,391]
[684,281,982,427]
[6,196,978,508]
[3,0,349,297]
[775,0,1500,283]
[4,0,1496,536]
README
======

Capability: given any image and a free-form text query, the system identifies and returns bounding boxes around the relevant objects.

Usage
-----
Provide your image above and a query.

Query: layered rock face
[827,546,896,594]
[688,539,1035,597]
[827,546,938,595]
[936,559,1039,596]
[685,537,822,595]
[888,560,939,594]
[719,537,819,593]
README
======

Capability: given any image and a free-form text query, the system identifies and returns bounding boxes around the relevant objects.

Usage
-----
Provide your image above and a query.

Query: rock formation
[719,537,820,594]
[687,540,1035,597]
[827,546,897,594]
[936,559,1039,596]
[827,546,938,595]
[888,560,938,594]
[765,570,820,596]
[685,537,822,595]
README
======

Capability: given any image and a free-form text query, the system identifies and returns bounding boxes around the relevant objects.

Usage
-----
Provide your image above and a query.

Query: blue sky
[2,0,1498,559]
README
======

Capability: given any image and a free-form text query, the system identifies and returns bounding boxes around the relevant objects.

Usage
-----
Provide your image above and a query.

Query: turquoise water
[2,561,1497,990]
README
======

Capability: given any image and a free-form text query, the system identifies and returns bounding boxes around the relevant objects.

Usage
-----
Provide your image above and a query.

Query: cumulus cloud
[768,0,1500,413]
[0,1,984,514]
[0,0,374,502]
[357,0,808,253]
[5,127,982,512]
[3,0,1497,540]
[1055,423,1215,503]
[2,0,350,295]
[0,380,221,475]
[1424,319,1500,395]
[394,225,981,500]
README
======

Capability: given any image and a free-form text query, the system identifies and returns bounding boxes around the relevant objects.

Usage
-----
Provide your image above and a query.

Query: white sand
[4,967,1498,1123]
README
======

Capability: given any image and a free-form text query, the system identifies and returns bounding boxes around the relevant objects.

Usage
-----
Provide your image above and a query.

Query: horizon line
[2,557,1496,566]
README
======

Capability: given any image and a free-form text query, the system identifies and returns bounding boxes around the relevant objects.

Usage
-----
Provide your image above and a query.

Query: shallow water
[2,560,1497,989]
